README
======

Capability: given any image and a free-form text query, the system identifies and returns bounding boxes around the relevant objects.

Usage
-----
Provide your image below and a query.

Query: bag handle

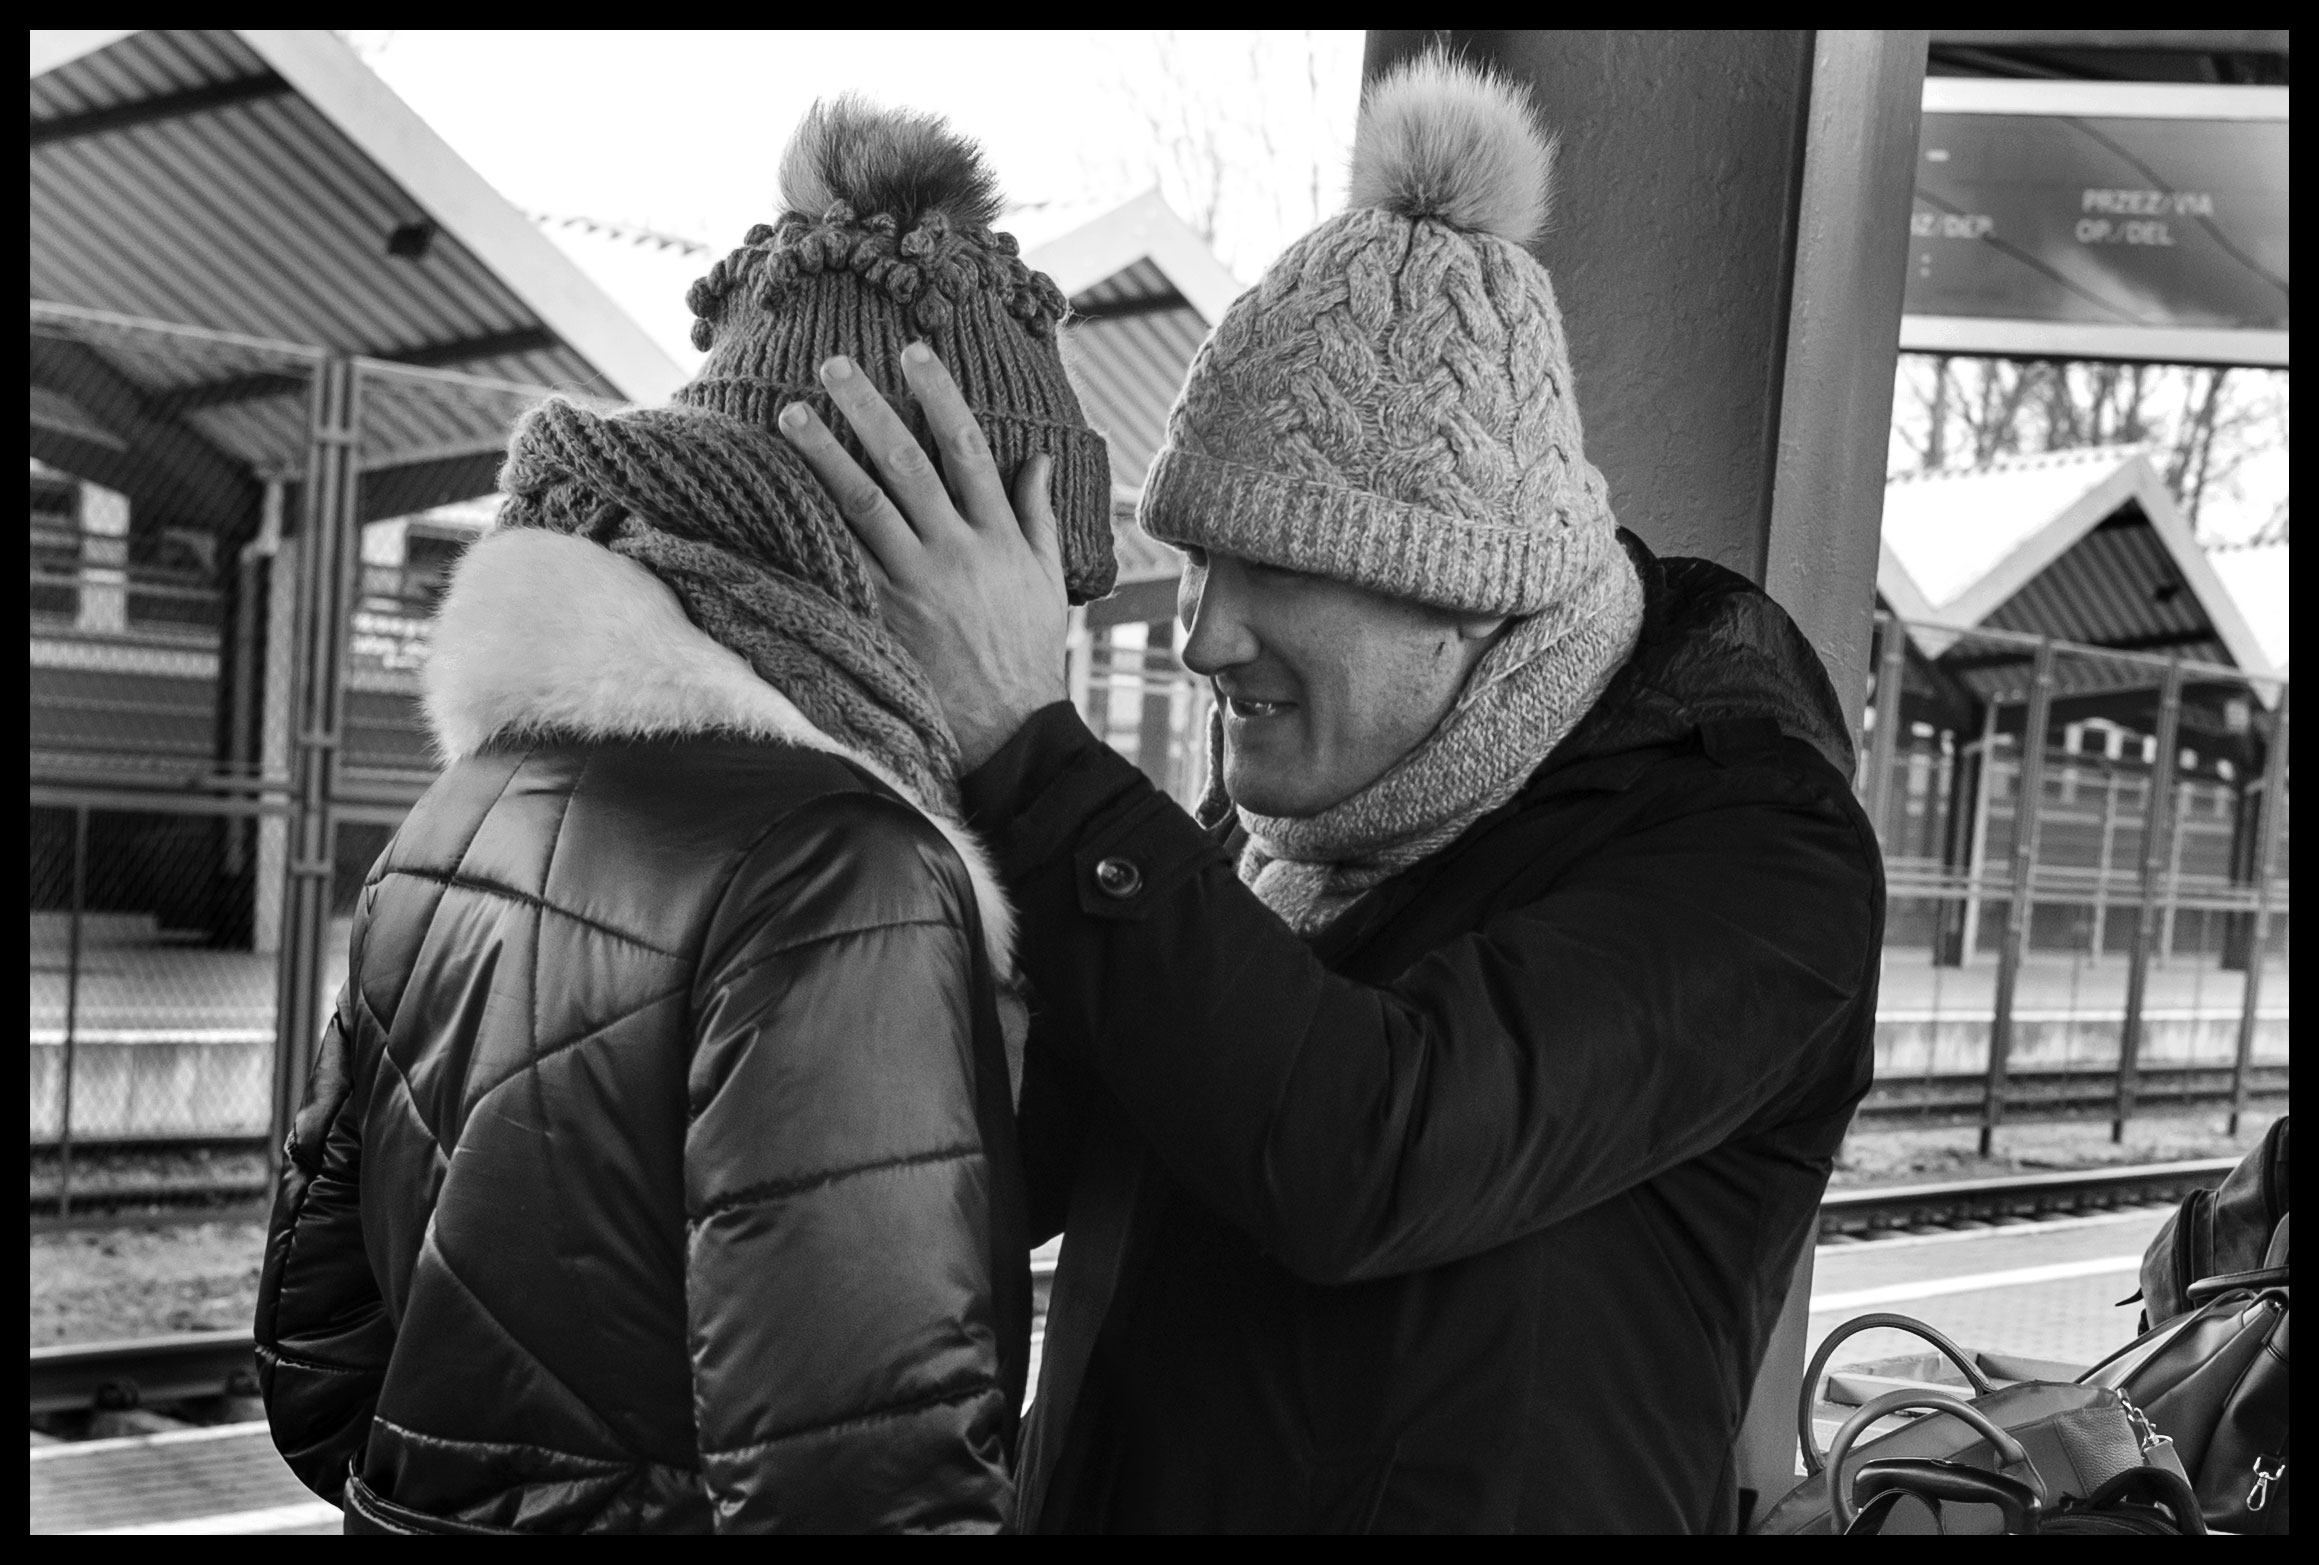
[2185,1266,2288,1306]
[1797,1311,1995,1475]
[2069,1465,2209,1536]
[1825,1389,2040,1533]
[1850,1459,2043,1535]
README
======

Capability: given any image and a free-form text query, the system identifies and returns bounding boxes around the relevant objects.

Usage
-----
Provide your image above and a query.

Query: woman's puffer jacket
[254,528,1030,1533]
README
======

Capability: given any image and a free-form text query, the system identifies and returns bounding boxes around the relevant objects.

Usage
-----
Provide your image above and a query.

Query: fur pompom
[1348,50,1555,244]
[778,94,1003,231]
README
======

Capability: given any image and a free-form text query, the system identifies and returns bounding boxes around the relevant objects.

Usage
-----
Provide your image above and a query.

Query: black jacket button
[1094,856,1143,899]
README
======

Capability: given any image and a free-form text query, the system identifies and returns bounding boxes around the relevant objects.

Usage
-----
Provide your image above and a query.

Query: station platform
[31,1421,338,1535]
[29,1209,2170,1534]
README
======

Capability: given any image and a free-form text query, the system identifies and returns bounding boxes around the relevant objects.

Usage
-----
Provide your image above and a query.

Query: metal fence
[1855,614,2288,1144]
[26,304,2292,1205]
[29,302,566,1212]
[1053,607,2292,1143]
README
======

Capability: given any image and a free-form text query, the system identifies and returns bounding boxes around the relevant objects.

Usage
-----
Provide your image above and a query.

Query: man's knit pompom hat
[1139,52,1616,616]
[682,96,1116,602]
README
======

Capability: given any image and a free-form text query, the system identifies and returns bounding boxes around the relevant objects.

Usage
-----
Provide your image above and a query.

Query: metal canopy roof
[1878,446,2277,703]
[1026,192,1240,625]
[29,29,684,539]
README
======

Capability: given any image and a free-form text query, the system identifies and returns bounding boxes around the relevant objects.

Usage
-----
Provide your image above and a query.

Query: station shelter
[1869,447,2284,957]
[30,27,684,1168]
[27,27,1247,1174]
[1858,444,2289,1124]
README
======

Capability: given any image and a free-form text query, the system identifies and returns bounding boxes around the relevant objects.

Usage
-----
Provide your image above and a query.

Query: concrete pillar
[1365,29,1926,1525]
[76,481,130,633]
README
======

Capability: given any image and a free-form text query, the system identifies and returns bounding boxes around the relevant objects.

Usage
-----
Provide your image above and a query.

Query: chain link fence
[29,304,559,1213]
[26,300,2292,1209]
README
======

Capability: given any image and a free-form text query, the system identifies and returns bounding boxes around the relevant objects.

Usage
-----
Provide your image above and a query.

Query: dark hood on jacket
[1555,531,1856,778]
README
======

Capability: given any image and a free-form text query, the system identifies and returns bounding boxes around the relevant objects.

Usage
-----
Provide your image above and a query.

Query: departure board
[1900,83,2287,366]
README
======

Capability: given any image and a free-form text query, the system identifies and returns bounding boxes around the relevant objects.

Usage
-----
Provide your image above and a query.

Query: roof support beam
[150,324,565,417]
[1071,290,1194,326]
[27,335,259,536]
[1941,625,2225,674]
[29,70,291,147]
[150,325,563,415]
[386,324,559,370]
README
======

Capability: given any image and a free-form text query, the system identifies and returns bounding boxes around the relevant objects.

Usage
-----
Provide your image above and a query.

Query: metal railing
[26,375,2291,1194]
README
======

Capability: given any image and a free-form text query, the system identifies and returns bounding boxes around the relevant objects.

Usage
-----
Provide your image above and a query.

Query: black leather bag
[2082,1272,2289,1535]
[1845,1452,2208,1535]
[2136,1116,2288,1330]
[1752,1312,2186,1536]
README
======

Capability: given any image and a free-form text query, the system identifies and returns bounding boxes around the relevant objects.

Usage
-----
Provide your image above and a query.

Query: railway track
[1817,1156,2236,1241]
[29,1066,2285,1219]
[31,1161,2233,1436]
[1854,1063,2288,1127]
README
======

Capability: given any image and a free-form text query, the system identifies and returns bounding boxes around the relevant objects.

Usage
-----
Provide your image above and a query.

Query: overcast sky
[348,30,2282,556]
[345,29,1364,370]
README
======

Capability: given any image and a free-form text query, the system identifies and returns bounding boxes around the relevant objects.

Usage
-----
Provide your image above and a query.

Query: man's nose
[1179,568,1257,676]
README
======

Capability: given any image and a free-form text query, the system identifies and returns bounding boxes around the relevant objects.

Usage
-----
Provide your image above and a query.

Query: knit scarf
[1221,546,1646,936]
[496,399,964,818]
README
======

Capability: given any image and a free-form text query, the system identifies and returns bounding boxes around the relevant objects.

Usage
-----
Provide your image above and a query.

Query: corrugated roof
[30,29,681,536]
[31,31,659,394]
[1879,445,2276,691]
[1066,258,1209,489]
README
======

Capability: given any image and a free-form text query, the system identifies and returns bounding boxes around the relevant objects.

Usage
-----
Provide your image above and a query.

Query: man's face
[1177,549,1502,818]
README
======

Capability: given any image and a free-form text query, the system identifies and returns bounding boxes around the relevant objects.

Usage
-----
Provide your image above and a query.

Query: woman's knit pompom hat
[1139,52,1614,616]
[681,96,1116,602]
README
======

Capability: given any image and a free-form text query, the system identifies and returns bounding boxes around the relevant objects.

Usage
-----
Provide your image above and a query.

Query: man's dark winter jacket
[964,535,1883,1534]
[255,529,1029,1533]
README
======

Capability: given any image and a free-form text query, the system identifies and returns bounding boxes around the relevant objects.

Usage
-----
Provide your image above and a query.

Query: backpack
[2137,1116,2289,1331]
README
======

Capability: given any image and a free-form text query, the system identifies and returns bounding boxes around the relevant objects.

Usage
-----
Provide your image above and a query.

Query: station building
[1871,445,2287,970]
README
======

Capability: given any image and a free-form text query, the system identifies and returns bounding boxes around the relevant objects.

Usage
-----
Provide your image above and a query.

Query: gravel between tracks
[26,1113,2279,1348]
[1830,1108,2280,1188]
[30,1221,266,1349]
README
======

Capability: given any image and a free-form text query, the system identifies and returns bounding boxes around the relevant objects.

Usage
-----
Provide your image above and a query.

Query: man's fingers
[1012,454,1063,572]
[777,401,919,572]
[816,355,959,539]
[899,342,1015,532]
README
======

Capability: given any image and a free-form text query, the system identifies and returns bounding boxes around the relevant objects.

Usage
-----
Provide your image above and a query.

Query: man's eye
[1180,546,1208,568]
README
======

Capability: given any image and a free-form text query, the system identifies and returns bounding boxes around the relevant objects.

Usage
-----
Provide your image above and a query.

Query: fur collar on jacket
[424,527,1015,975]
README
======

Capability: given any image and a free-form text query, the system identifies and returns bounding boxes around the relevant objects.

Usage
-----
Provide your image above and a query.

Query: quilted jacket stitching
[389,983,691,1163]
[709,915,959,994]
[370,1413,683,1475]
[377,867,687,960]
[533,764,584,1071]
[258,1346,377,1377]
[693,788,954,983]
[267,1004,371,1363]
[378,1029,453,1161]
[423,1229,635,1453]
[690,1143,980,1223]
[701,1374,998,1461]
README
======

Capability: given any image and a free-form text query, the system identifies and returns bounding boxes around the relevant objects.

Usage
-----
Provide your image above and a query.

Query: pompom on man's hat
[1139,51,1616,616]
[681,96,1117,602]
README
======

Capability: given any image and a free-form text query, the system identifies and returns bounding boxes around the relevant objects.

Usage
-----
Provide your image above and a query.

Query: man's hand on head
[778,343,1070,773]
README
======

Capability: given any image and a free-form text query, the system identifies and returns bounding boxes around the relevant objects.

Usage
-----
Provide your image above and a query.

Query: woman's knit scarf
[496,398,964,818]
[1218,546,1646,937]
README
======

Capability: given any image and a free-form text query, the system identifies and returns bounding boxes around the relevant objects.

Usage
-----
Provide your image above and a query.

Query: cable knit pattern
[1221,546,1644,935]
[1141,206,1616,617]
[498,399,966,819]
[1150,56,1645,931]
